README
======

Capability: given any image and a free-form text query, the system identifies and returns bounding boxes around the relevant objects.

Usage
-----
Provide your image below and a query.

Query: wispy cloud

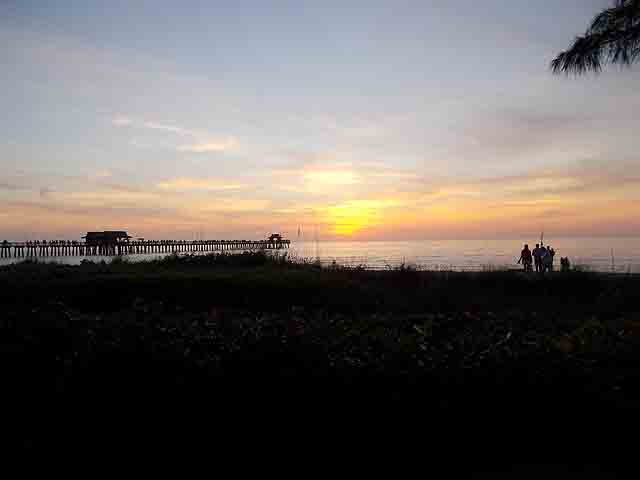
[270,164,361,195]
[92,169,113,179]
[200,198,271,213]
[112,116,133,127]
[5,200,181,221]
[112,116,199,137]
[139,121,199,137]
[269,160,422,198]
[156,178,248,191]
[0,182,28,192]
[113,116,238,152]
[303,166,360,186]
[177,138,238,153]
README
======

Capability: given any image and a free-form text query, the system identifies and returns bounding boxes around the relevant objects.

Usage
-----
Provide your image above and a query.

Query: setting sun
[323,199,398,236]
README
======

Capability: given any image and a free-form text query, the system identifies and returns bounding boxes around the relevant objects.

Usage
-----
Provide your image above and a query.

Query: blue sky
[1,1,639,240]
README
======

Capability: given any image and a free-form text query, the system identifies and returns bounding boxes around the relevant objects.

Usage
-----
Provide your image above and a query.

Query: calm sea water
[1,238,639,273]
[288,238,640,272]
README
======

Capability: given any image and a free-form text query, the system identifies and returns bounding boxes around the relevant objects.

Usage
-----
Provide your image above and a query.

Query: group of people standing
[518,243,558,273]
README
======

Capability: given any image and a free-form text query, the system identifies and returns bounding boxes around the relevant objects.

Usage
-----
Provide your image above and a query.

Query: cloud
[140,121,198,137]
[112,116,133,127]
[39,187,54,199]
[200,198,270,213]
[156,178,248,191]
[99,182,149,194]
[113,116,238,152]
[60,190,158,203]
[459,164,640,199]
[177,138,238,153]
[92,170,113,179]
[270,166,360,196]
[5,200,182,222]
[303,167,360,186]
[112,116,199,137]
[0,182,27,192]
[269,160,423,199]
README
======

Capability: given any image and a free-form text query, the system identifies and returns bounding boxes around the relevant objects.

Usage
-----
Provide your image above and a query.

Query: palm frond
[551,0,640,75]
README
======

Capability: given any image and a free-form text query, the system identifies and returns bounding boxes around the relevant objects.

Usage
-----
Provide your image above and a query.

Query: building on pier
[82,231,131,246]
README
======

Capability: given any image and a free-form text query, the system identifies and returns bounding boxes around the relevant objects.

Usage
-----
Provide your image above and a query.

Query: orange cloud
[3,157,640,241]
[156,178,248,191]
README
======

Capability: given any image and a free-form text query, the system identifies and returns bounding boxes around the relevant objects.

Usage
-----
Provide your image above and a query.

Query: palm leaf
[551,0,640,74]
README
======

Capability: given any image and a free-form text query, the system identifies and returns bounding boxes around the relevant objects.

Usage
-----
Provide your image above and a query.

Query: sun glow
[323,199,399,236]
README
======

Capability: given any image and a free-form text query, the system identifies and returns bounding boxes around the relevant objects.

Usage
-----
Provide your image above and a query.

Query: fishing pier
[0,231,290,258]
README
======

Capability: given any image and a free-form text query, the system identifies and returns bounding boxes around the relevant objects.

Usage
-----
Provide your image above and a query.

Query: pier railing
[0,239,290,258]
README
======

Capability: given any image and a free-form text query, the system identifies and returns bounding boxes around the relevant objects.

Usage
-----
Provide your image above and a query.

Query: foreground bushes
[1,256,639,467]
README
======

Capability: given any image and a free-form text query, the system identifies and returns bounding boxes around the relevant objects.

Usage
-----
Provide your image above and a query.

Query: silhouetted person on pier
[518,244,533,272]
[560,256,571,272]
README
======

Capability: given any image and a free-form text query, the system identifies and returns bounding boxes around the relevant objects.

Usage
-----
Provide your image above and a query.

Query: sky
[1,0,639,241]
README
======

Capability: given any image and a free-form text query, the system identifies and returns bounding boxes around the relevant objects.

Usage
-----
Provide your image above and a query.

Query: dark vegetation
[2,252,639,472]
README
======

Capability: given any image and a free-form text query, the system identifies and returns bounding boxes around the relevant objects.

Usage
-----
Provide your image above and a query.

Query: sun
[324,199,397,237]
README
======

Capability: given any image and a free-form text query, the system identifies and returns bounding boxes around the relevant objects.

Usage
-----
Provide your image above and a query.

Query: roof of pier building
[83,231,132,243]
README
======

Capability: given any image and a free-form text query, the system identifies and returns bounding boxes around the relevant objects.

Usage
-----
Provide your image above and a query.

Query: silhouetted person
[541,246,554,273]
[518,244,533,272]
[539,246,548,273]
[532,244,543,273]
[560,256,571,272]
[546,246,556,272]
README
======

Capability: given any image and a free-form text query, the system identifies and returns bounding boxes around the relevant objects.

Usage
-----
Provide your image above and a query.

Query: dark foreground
[2,252,639,474]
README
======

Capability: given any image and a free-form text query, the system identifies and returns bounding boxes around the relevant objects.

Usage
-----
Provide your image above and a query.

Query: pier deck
[0,239,290,258]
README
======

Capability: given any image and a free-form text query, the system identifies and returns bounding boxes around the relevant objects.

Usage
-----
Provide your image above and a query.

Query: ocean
[287,238,640,272]
[1,237,639,273]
